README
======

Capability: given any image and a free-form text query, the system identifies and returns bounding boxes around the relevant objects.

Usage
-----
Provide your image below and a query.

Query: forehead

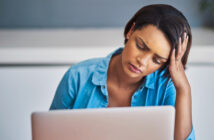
[134,25,171,59]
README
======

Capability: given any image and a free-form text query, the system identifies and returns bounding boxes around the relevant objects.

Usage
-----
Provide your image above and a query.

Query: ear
[126,22,136,39]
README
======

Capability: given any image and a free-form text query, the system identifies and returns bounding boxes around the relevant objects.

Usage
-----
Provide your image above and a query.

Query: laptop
[31,106,175,140]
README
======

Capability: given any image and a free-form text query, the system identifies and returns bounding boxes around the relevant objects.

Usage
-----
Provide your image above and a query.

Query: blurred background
[0,0,214,139]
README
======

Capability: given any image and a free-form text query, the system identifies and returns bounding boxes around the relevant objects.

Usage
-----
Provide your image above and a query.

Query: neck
[108,54,144,90]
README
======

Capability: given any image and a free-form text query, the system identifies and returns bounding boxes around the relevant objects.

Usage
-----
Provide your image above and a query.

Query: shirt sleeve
[164,80,195,140]
[49,68,77,110]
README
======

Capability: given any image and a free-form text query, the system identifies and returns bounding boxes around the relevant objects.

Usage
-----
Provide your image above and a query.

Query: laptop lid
[31,106,175,140]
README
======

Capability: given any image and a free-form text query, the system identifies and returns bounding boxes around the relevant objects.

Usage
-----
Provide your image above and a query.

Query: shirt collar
[92,47,123,86]
[92,47,156,89]
[140,72,155,89]
[140,67,168,90]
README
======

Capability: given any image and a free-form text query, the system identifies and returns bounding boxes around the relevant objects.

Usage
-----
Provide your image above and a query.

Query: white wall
[0,66,69,140]
[0,65,214,140]
[186,66,214,139]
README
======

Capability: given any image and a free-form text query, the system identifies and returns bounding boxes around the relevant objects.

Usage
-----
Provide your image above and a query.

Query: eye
[136,43,146,50]
[153,57,161,65]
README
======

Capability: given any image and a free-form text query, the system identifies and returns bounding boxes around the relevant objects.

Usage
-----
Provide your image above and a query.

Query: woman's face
[121,24,171,79]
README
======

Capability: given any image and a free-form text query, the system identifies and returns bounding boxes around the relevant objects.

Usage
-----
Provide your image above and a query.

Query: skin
[107,23,192,139]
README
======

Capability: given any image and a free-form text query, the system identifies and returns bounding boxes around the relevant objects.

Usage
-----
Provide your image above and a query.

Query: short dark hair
[124,4,192,80]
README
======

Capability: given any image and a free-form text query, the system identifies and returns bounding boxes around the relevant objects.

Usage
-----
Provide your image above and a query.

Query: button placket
[100,85,108,106]
[131,86,145,106]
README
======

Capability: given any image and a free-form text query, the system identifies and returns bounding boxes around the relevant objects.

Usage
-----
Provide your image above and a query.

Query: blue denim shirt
[50,47,195,140]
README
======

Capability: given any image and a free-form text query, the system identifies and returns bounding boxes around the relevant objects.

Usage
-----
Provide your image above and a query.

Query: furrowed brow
[137,37,168,60]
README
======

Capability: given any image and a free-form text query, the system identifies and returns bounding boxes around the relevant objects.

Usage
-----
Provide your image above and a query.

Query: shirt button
[134,96,136,99]
[102,85,105,89]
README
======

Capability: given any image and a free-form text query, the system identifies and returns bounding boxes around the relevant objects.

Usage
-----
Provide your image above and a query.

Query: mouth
[128,63,142,74]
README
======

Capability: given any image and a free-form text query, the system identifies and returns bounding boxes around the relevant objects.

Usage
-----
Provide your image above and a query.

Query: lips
[128,63,142,74]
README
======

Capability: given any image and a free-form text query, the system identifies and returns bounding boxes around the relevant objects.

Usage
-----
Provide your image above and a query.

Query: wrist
[176,86,191,95]
[174,78,191,93]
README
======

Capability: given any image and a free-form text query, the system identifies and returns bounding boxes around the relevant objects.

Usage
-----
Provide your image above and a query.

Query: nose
[136,53,150,67]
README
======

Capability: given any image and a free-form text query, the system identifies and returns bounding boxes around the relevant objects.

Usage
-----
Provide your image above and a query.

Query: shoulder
[65,57,105,79]
[150,68,176,105]
[59,57,105,90]
[152,68,175,90]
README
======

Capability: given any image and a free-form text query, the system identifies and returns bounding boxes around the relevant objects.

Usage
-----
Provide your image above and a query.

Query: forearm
[174,87,192,140]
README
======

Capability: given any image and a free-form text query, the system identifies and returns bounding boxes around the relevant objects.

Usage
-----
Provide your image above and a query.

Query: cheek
[123,45,138,60]
[147,63,162,73]
[144,58,162,71]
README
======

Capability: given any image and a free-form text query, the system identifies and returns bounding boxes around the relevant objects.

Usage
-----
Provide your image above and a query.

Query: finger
[183,32,188,50]
[181,32,189,56]
[176,37,182,61]
[170,48,176,66]
[182,32,186,48]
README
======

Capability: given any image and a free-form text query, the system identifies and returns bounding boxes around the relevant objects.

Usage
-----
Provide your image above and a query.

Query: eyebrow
[137,37,168,60]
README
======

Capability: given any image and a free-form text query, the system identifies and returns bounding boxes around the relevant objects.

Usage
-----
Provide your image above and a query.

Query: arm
[169,33,193,140]
[175,85,192,140]
[164,79,194,140]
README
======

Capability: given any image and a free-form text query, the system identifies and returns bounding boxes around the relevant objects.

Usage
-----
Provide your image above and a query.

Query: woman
[50,4,195,140]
